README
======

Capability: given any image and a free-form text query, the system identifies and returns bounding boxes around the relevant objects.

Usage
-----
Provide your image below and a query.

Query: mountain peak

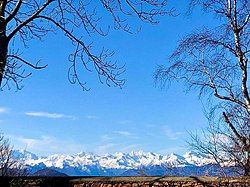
[13,149,224,176]
[12,149,38,160]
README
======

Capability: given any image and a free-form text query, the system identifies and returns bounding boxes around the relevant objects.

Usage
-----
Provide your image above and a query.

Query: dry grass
[71,176,250,183]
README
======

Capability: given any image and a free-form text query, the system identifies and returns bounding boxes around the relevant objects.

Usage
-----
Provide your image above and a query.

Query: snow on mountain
[12,149,38,160]
[183,151,214,166]
[163,153,189,168]
[12,150,233,176]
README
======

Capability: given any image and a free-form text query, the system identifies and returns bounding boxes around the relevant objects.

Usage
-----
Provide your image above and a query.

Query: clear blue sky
[0,1,216,156]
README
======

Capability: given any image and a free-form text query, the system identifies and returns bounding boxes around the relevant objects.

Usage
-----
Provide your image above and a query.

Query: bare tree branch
[0,0,172,90]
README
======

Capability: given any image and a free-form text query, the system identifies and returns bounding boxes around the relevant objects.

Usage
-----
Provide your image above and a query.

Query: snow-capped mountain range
[12,150,237,176]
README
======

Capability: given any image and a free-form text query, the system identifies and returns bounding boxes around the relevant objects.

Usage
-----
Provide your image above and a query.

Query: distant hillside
[32,168,68,177]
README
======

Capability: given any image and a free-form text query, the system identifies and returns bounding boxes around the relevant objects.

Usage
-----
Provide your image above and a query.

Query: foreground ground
[0,176,249,187]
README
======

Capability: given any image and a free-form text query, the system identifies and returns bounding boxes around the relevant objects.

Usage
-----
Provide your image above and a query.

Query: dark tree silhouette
[0,0,173,90]
[155,0,250,176]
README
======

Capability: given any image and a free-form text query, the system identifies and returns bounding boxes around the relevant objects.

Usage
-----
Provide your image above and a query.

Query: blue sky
[0,1,216,156]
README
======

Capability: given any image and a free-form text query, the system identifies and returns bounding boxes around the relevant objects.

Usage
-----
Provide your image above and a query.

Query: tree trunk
[0,35,7,86]
[245,161,250,176]
[0,0,7,86]
[245,150,250,176]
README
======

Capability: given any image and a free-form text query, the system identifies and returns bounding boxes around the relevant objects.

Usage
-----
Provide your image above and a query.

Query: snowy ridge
[13,150,236,176]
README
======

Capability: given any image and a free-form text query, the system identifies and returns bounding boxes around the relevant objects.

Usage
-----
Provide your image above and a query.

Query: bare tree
[0,133,13,176]
[155,0,250,176]
[0,134,27,176]
[0,0,174,90]
[0,134,30,187]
